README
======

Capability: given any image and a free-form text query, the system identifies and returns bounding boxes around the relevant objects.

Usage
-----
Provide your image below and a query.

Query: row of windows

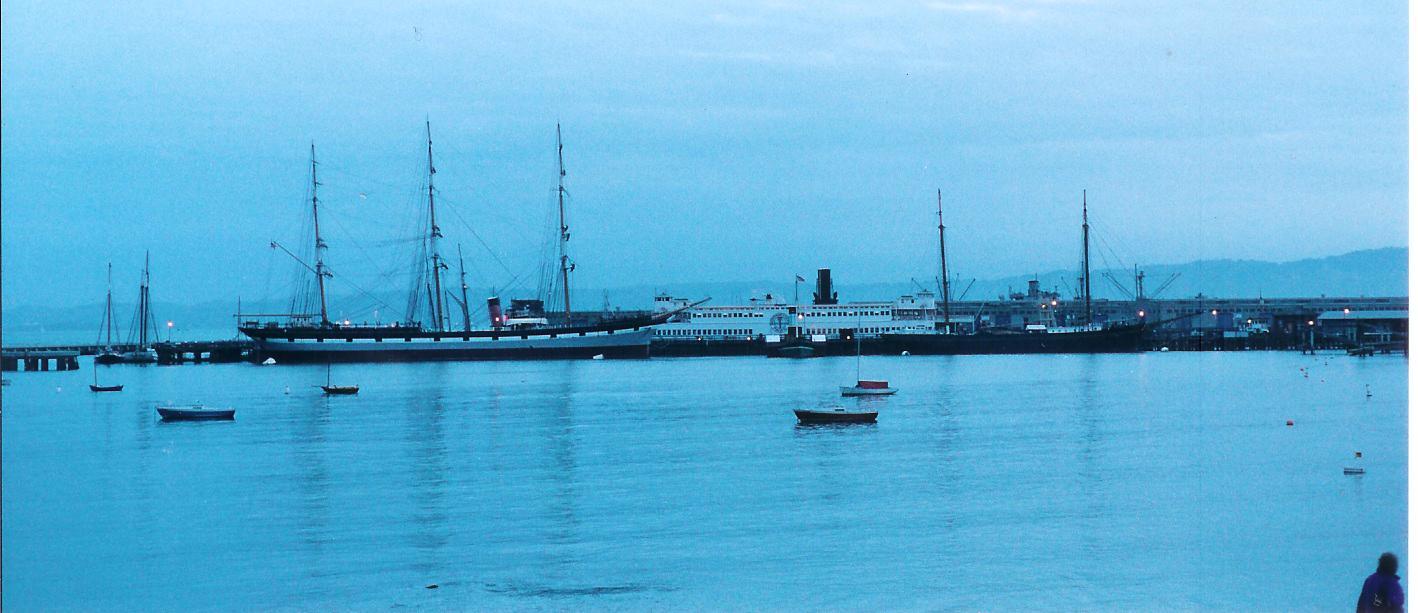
[659,329,755,337]
[800,310,890,317]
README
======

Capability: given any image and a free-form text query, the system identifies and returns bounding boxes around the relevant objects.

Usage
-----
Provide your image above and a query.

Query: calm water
[2,352,1406,610]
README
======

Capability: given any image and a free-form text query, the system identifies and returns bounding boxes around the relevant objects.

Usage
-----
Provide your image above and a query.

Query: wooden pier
[1,350,81,372]
[154,340,253,364]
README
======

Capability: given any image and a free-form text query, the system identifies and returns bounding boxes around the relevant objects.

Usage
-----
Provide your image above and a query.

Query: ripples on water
[2,352,1406,610]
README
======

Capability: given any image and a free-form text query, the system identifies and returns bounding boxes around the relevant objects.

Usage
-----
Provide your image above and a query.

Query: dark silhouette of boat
[157,405,235,421]
[89,365,123,392]
[794,407,878,424]
[239,127,694,363]
[882,190,1147,355]
[319,364,359,395]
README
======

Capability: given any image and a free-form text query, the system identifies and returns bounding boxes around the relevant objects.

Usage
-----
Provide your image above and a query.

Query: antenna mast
[311,143,331,326]
[937,189,951,332]
[426,121,448,332]
[556,123,573,323]
[1082,190,1092,324]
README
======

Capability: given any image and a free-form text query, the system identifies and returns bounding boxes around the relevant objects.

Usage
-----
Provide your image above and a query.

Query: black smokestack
[813,268,838,305]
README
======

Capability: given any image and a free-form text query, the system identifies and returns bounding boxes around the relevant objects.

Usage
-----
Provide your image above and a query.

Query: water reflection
[542,363,582,561]
[404,363,451,577]
[294,389,331,577]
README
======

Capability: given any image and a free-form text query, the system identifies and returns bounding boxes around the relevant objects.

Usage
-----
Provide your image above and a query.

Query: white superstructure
[652,291,940,341]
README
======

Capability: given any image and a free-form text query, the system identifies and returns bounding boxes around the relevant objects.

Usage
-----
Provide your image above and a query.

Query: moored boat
[794,407,878,424]
[840,380,896,396]
[240,126,692,363]
[89,363,123,392]
[881,189,1147,355]
[157,404,235,421]
[319,364,358,394]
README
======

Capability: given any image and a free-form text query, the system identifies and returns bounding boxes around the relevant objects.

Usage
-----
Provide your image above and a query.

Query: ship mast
[937,189,950,332]
[457,244,471,333]
[139,251,151,348]
[310,143,331,326]
[556,123,573,324]
[426,121,448,332]
[1082,190,1092,324]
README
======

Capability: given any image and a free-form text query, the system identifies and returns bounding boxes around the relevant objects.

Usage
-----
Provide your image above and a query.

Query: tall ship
[882,189,1147,354]
[95,254,160,364]
[238,124,684,362]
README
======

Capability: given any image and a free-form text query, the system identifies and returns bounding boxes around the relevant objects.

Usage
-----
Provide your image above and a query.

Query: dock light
[344,320,350,326]
[1344,308,1351,315]
[1138,310,1146,318]
[1308,320,1315,326]
[1051,300,1058,306]
[1247,319,1252,324]
[1212,309,1218,316]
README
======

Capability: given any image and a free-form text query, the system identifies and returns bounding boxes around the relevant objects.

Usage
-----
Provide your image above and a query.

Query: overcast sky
[1,1,1406,313]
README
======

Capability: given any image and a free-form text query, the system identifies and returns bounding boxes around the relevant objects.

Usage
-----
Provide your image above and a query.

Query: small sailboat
[157,404,235,421]
[841,321,896,396]
[89,365,123,393]
[319,363,359,395]
[794,406,878,424]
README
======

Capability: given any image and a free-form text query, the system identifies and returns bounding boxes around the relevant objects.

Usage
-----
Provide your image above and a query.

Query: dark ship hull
[239,317,658,363]
[883,322,1146,355]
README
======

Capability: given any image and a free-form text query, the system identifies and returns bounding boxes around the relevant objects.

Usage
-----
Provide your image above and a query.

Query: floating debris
[1344,468,1365,476]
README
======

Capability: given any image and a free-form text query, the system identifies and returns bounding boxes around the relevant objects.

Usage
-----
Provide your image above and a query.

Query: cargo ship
[239,124,685,363]
[880,189,1147,354]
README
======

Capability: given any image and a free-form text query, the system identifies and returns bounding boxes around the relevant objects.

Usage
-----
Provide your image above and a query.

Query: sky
[1,0,1407,316]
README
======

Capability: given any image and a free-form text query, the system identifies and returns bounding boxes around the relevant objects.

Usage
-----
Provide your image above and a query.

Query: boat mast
[937,189,950,332]
[102,262,114,345]
[1082,190,1092,324]
[556,123,572,324]
[310,143,331,326]
[457,244,471,333]
[426,121,448,332]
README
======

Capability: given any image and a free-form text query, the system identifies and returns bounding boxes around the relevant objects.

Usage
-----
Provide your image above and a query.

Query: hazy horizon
[2,1,1407,320]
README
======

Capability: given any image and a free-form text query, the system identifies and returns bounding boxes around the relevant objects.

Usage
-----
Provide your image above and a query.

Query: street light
[166,321,174,342]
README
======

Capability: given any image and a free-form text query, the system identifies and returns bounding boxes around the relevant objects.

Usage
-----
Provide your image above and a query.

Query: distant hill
[2,248,1405,343]
[624,247,1409,305]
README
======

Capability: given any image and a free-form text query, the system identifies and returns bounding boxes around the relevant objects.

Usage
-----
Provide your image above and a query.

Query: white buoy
[284,386,290,395]
[591,354,605,360]
[900,351,910,356]
[1160,346,1170,352]
[262,357,277,365]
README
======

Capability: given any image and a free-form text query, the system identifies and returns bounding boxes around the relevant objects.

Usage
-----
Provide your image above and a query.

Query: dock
[2,350,81,372]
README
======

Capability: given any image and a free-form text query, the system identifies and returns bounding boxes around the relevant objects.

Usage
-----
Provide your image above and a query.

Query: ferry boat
[651,268,939,355]
[239,125,686,363]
